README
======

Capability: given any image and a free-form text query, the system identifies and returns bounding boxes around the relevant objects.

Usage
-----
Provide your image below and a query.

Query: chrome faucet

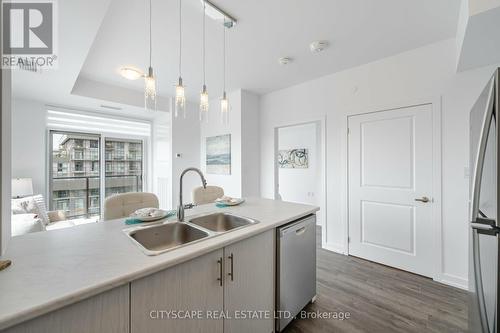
[177,167,207,222]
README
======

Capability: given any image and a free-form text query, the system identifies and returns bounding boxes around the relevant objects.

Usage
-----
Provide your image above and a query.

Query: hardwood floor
[283,228,468,333]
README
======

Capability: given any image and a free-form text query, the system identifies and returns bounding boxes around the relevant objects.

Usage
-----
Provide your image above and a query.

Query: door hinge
[347,128,350,135]
[348,236,351,243]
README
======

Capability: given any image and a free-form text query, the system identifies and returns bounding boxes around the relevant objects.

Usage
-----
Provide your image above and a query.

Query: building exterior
[51,133,143,219]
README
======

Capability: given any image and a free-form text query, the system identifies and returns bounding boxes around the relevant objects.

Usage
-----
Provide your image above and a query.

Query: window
[89,151,99,160]
[54,190,69,198]
[49,131,146,221]
[117,162,125,173]
[105,138,143,199]
[73,150,83,160]
[129,161,141,172]
[55,199,69,211]
[74,161,83,172]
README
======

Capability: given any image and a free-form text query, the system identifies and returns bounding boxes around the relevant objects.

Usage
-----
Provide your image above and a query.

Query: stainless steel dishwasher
[276,214,317,332]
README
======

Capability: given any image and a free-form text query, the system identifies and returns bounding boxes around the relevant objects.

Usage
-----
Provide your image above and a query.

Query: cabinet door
[131,249,224,333]
[4,285,129,333]
[224,230,275,333]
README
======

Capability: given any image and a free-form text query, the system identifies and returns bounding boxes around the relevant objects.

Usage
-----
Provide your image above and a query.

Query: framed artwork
[206,134,231,175]
[278,149,309,169]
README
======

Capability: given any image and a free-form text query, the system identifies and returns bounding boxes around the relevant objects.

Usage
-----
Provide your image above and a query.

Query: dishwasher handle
[295,226,307,235]
[279,216,314,238]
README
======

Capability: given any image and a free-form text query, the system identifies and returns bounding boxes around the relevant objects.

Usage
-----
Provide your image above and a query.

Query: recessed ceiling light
[278,57,292,65]
[120,67,143,80]
[310,40,329,53]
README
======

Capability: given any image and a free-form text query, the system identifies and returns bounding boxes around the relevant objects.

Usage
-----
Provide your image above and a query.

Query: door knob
[415,196,430,203]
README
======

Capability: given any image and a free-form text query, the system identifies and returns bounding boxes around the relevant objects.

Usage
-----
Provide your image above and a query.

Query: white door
[348,104,434,277]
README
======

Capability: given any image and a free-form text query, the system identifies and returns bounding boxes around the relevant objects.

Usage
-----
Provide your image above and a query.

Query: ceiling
[13,0,461,112]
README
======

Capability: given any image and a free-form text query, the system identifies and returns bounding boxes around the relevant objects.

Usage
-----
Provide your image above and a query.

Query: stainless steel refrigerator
[470,68,500,333]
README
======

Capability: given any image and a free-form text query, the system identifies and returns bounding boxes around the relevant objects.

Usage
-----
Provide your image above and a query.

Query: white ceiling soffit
[13,0,461,109]
[456,1,500,72]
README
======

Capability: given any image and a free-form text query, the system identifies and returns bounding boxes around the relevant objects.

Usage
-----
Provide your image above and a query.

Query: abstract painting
[278,149,309,169]
[206,134,231,175]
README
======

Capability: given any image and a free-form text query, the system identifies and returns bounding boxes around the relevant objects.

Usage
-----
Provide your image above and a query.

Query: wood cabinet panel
[224,230,275,333]
[130,249,224,333]
[4,285,129,333]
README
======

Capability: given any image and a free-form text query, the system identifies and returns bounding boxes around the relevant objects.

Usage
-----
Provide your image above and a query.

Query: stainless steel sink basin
[188,213,257,232]
[126,213,258,256]
[128,222,209,253]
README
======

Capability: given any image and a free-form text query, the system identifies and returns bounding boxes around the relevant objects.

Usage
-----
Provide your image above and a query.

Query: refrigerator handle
[472,229,491,333]
[471,79,496,222]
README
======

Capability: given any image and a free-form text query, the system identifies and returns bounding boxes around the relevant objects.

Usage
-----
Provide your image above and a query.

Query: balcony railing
[51,175,142,219]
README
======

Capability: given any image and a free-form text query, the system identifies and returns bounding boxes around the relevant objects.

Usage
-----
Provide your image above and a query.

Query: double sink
[125,212,258,256]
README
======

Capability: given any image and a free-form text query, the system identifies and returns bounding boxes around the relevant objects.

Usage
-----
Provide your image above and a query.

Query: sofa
[11,195,98,236]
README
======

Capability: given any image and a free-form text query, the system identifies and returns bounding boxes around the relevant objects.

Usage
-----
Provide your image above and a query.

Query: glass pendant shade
[175,77,186,118]
[220,91,229,124]
[199,84,209,122]
[144,66,157,111]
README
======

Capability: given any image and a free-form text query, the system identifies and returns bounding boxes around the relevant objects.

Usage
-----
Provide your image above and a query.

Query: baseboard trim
[436,273,469,291]
[322,242,347,255]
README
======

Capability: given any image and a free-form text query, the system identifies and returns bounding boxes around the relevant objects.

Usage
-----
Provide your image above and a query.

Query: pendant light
[220,19,229,124]
[144,0,157,111]
[174,0,186,118]
[199,0,209,122]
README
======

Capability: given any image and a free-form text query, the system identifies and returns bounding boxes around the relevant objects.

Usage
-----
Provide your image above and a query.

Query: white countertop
[0,198,318,330]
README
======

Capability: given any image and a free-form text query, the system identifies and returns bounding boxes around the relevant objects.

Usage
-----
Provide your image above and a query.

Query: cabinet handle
[217,258,223,286]
[228,253,234,281]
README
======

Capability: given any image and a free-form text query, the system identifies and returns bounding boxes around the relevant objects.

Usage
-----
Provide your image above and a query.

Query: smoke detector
[310,40,329,53]
[278,57,293,65]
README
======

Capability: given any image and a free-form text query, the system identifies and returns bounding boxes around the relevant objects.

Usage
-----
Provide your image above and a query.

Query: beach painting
[278,148,309,168]
[206,134,231,175]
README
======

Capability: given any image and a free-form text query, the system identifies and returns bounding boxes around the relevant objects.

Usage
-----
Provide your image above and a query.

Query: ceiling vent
[278,57,292,65]
[100,105,123,111]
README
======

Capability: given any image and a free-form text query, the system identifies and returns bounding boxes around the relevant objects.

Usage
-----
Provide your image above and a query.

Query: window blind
[47,110,151,137]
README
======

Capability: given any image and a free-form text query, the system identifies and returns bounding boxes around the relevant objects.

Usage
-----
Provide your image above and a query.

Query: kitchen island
[0,198,318,332]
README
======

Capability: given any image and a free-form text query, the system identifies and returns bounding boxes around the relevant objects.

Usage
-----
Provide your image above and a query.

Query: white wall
[278,123,320,207]
[171,100,202,207]
[240,91,261,197]
[1,66,12,255]
[260,38,500,289]
[151,112,171,209]
[200,91,242,197]
[11,99,47,196]
[200,90,260,199]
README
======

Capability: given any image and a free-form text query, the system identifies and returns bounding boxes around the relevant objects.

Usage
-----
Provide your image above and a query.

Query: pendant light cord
[149,0,152,68]
[202,0,206,86]
[223,21,226,92]
[178,0,182,76]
